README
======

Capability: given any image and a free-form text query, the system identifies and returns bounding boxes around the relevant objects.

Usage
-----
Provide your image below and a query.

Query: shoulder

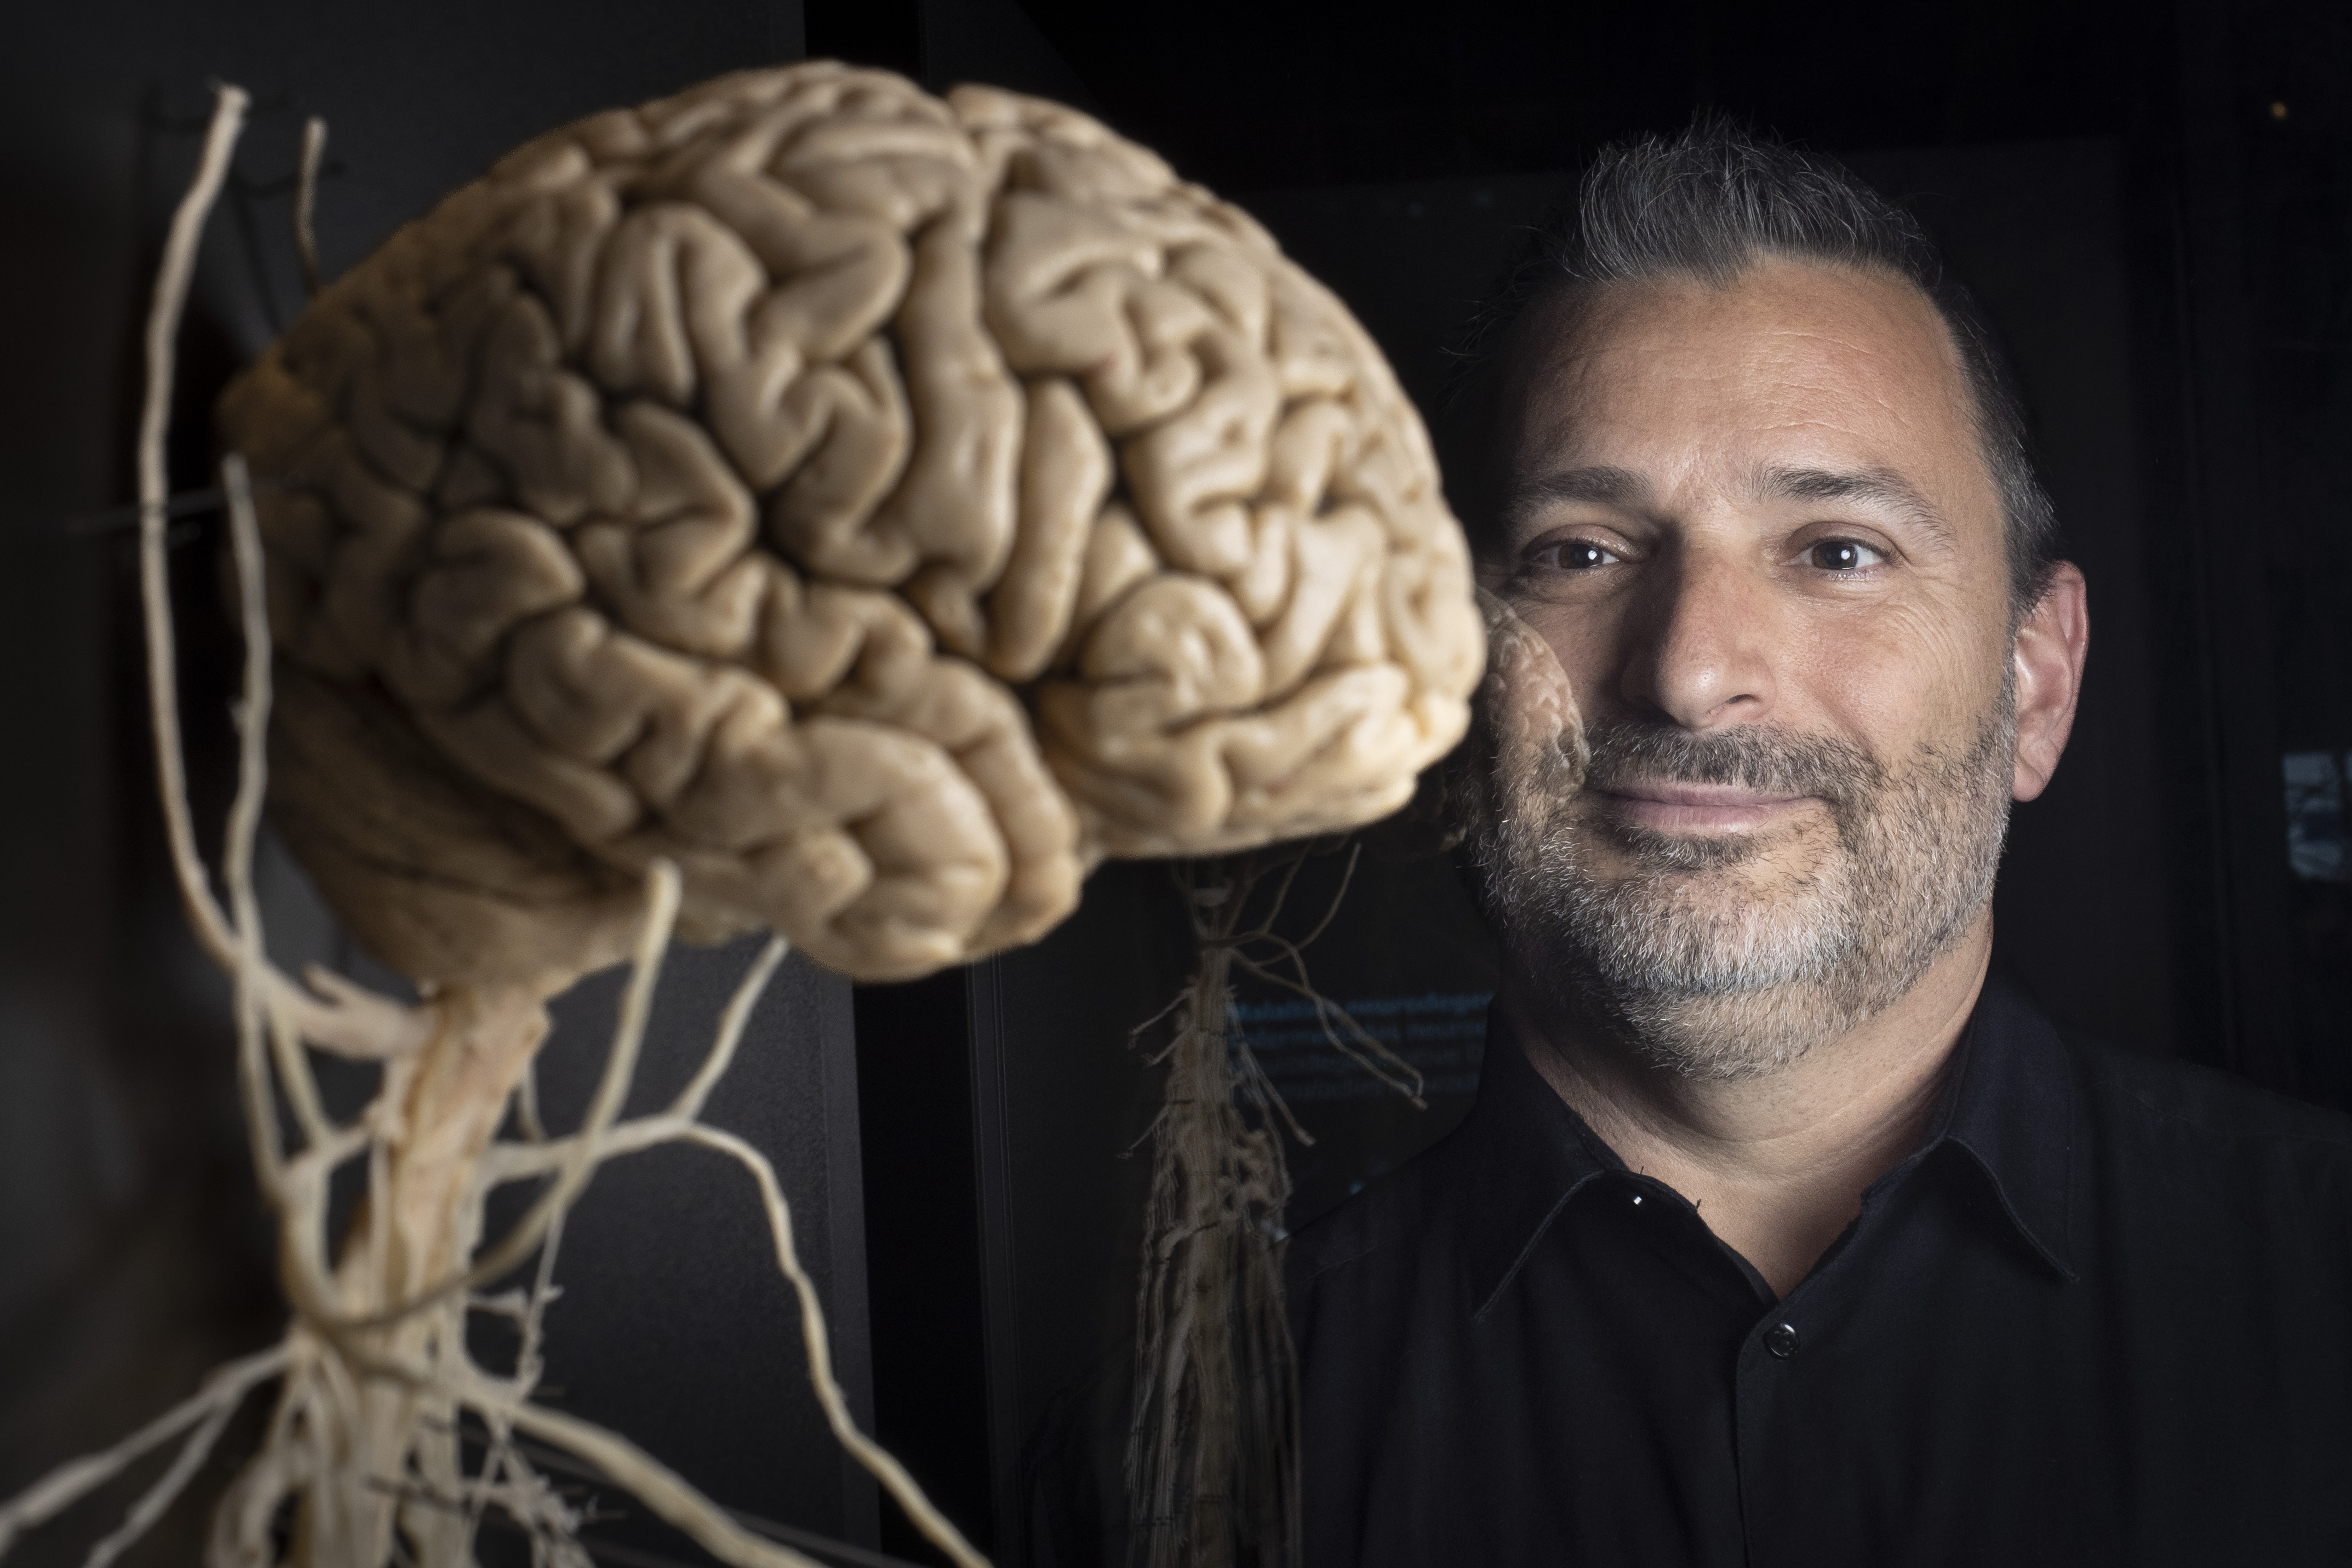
[2067,1028,2352,1150]
[2062,1026,2352,1213]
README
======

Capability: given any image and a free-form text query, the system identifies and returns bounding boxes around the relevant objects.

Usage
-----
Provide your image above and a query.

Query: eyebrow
[1751,464,1957,547]
[1500,465,1651,531]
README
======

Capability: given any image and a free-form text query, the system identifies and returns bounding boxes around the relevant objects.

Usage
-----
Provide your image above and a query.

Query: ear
[2011,562,2088,802]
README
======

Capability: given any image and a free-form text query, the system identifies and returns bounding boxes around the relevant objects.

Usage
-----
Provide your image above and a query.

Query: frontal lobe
[220,63,1481,986]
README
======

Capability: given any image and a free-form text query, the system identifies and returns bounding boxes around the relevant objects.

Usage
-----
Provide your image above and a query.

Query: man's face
[1473,257,2024,1078]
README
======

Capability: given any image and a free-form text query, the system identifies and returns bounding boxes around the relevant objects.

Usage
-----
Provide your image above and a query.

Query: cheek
[1792,600,2006,750]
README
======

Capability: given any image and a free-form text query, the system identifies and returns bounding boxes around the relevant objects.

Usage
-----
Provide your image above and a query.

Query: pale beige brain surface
[220,62,1485,986]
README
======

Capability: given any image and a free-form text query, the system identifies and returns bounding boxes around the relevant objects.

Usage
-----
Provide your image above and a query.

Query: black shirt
[1286,978,2352,1567]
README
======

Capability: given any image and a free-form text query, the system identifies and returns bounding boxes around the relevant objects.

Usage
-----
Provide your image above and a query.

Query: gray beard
[1468,695,2017,1081]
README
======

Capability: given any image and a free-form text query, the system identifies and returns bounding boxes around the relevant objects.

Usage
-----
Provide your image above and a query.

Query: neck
[1503,912,1993,1298]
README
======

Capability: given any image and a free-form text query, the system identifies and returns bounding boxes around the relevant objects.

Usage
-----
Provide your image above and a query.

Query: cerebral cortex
[220,62,1484,985]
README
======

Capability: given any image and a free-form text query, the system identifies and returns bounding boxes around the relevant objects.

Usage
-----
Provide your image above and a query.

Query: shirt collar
[1458,1006,1620,1317]
[1922,973,2077,1281]
[1458,975,2078,1316]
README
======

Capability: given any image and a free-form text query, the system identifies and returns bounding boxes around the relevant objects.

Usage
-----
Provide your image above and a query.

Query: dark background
[2,1,2347,1565]
[855,3,2352,1560]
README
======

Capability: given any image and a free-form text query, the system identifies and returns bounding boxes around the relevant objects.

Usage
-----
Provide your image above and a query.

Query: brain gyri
[220,63,1484,986]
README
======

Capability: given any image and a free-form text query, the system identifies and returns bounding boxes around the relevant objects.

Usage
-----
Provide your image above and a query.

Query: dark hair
[1449,118,2060,618]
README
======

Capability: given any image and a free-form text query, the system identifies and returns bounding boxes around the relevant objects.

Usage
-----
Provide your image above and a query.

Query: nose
[1617,545,1779,730]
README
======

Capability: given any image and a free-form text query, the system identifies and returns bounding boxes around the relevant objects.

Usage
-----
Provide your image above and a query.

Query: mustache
[1578,719,1885,805]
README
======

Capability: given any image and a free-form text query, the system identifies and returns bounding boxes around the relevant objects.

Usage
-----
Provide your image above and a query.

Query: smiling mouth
[1593,782,1819,834]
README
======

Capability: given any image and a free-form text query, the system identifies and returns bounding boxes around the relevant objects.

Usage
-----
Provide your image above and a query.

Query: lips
[1592,781,1817,833]
[1566,719,1878,839]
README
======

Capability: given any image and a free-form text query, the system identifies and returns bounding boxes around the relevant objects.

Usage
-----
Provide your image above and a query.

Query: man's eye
[1805,538,1886,572]
[1535,539,1619,571]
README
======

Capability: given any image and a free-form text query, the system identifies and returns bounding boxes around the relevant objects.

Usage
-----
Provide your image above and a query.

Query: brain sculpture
[220,62,1484,985]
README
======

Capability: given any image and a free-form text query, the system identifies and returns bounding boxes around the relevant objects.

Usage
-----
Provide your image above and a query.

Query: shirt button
[1764,1322,1800,1359]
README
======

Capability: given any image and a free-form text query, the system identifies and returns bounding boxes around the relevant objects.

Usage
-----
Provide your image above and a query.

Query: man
[1288,122,2352,1566]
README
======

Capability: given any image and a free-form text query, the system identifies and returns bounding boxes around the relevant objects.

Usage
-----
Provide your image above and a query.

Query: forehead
[1493,259,1992,531]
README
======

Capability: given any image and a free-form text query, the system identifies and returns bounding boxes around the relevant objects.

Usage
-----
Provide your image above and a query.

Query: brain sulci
[219,62,1486,986]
